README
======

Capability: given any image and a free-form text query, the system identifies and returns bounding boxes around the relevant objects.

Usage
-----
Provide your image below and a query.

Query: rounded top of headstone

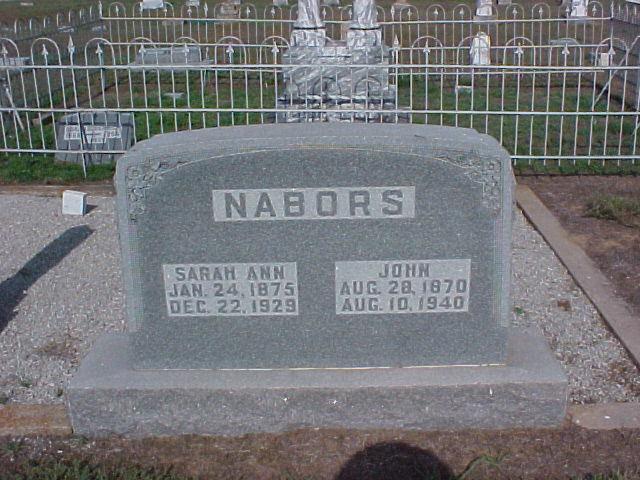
[120,123,506,163]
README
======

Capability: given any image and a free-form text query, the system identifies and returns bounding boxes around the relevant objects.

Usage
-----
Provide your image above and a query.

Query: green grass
[0,460,191,480]
[0,154,115,184]
[9,71,636,154]
[513,160,640,175]
[0,458,636,480]
[0,0,139,23]
[585,194,640,228]
[3,70,639,183]
[577,473,640,480]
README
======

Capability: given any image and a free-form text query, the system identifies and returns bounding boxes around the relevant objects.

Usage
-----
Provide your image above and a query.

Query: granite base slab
[67,328,567,438]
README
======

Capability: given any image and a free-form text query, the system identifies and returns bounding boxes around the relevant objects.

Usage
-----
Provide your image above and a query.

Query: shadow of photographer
[0,225,93,333]
[335,441,454,480]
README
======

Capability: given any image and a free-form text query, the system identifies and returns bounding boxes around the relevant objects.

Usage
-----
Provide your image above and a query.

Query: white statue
[295,0,324,28]
[475,0,494,17]
[351,0,378,28]
[470,32,491,65]
[570,0,588,17]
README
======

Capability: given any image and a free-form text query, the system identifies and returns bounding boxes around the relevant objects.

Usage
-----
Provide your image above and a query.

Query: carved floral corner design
[432,150,504,213]
[125,156,191,221]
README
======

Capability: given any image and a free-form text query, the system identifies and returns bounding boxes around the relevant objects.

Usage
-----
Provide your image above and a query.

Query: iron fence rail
[2,52,639,165]
[1,0,639,166]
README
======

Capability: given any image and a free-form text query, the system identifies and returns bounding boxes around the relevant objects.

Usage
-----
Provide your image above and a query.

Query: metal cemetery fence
[1,1,639,167]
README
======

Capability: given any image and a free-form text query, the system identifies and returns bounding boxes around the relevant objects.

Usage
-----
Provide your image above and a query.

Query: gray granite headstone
[141,0,165,10]
[131,46,210,71]
[68,124,567,437]
[0,56,31,67]
[116,124,512,370]
[54,112,135,164]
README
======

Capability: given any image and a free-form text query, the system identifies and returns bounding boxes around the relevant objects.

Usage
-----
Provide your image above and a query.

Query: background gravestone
[131,45,209,71]
[69,124,566,437]
[54,112,134,164]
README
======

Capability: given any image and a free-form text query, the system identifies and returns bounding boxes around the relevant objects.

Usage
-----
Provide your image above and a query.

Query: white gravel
[0,194,638,404]
[511,212,640,404]
[0,194,125,404]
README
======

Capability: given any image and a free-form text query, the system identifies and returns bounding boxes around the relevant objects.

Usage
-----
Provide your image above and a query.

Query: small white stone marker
[62,190,88,216]
[598,52,611,67]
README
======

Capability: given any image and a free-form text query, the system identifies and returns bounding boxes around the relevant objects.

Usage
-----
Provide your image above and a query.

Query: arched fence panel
[0,2,639,168]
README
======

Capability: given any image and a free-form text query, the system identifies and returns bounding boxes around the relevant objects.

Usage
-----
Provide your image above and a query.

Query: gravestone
[0,56,30,67]
[569,0,588,17]
[218,0,242,18]
[131,45,210,71]
[475,0,495,18]
[141,0,165,10]
[278,0,396,122]
[54,112,134,164]
[68,123,566,437]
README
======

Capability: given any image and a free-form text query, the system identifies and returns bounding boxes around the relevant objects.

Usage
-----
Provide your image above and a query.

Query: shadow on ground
[0,225,93,333]
[334,442,454,480]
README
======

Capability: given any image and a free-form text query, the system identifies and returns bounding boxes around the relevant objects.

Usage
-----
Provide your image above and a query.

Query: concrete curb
[516,184,640,369]
[0,183,115,197]
[568,403,640,430]
[0,405,72,437]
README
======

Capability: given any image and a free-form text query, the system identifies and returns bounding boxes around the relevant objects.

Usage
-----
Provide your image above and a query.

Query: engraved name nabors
[212,186,416,221]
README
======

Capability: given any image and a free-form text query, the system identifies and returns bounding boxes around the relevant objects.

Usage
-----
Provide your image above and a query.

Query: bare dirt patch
[1,425,640,479]
[518,175,640,317]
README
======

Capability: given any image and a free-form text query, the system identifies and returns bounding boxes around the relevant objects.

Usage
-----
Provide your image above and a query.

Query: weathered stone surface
[61,190,87,216]
[131,46,209,70]
[54,112,134,165]
[67,328,567,437]
[67,123,568,437]
[114,124,512,370]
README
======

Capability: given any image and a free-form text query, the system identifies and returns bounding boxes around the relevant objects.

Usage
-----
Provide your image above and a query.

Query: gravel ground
[511,212,640,403]
[0,195,125,404]
[0,194,638,405]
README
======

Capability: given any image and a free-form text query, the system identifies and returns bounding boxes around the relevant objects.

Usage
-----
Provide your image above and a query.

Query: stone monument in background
[218,0,243,19]
[141,0,165,10]
[569,0,588,17]
[68,123,567,437]
[278,0,396,122]
[470,31,491,66]
[54,112,135,164]
[475,0,496,19]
